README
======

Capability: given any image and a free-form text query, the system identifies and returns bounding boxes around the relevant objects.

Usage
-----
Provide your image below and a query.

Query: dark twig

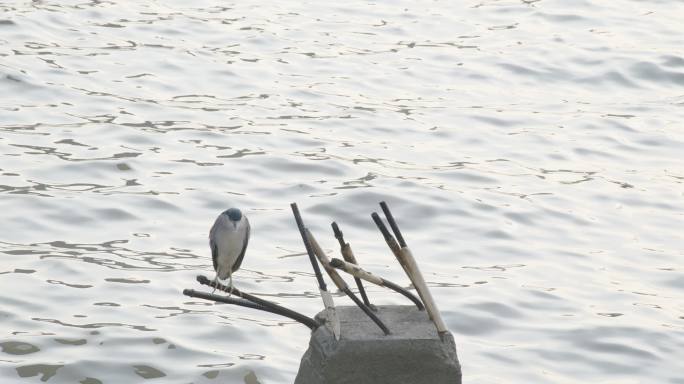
[329,258,424,310]
[291,203,340,340]
[307,229,390,335]
[371,212,413,281]
[197,275,272,305]
[183,289,320,330]
[371,212,402,256]
[377,201,449,339]
[331,222,372,308]
[194,276,319,328]
[380,201,407,247]
[291,203,327,291]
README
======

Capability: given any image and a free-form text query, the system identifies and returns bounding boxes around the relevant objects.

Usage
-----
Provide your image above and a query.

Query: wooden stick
[371,212,403,257]
[371,211,425,307]
[195,275,319,329]
[183,289,320,330]
[397,247,448,335]
[197,275,273,306]
[306,229,390,335]
[291,203,328,292]
[329,258,424,310]
[380,201,407,247]
[378,202,449,337]
[291,203,340,340]
[331,222,372,308]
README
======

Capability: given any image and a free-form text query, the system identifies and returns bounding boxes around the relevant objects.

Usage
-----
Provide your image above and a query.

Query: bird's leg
[227,269,233,298]
[212,272,219,294]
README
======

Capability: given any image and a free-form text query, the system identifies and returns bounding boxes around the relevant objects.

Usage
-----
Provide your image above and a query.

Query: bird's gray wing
[232,217,250,272]
[210,226,219,272]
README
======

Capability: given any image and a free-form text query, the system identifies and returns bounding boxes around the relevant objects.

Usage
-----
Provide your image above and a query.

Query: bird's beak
[233,222,237,229]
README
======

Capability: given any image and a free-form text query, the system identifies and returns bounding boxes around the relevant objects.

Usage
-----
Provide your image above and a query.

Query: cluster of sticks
[183,201,447,340]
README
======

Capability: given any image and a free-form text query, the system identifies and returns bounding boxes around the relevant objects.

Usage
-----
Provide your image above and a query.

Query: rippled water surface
[1,0,683,383]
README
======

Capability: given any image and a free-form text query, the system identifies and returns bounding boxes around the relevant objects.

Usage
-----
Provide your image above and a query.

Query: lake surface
[1,0,683,383]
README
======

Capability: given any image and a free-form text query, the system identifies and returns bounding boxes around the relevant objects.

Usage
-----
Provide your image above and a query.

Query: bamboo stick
[331,222,372,308]
[328,258,424,310]
[306,229,390,335]
[291,203,341,340]
[378,201,448,338]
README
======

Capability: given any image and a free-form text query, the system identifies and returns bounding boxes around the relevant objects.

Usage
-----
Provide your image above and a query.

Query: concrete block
[295,305,461,384]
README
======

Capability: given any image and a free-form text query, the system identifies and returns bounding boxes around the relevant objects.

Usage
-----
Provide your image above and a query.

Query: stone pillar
[295,305,461,384]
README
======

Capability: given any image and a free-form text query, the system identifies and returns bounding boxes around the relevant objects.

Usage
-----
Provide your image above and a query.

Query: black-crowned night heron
[209,208,250,293]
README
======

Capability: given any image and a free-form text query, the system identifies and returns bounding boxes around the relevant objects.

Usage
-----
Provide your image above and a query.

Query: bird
[209,208,250,295]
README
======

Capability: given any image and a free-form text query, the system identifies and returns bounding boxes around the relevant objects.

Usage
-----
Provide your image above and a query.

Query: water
[1,0,683,382]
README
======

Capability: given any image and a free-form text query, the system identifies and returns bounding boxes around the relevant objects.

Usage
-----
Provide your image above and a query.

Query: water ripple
[1,0,683,383]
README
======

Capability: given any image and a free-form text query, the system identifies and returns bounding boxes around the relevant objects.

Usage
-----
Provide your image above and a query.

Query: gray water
[1,0,683,383]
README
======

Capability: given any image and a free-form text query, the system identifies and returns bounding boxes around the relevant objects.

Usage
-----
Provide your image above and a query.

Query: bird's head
[223,208,243,223]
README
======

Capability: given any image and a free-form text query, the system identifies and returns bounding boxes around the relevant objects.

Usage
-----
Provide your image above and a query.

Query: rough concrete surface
[295,305,461,384]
